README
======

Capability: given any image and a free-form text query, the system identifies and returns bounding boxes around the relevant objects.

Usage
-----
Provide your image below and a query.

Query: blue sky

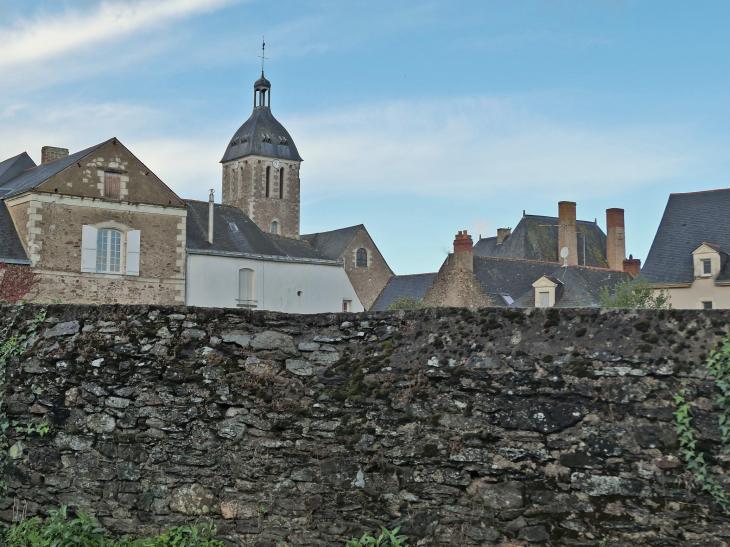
[1,0,729,274]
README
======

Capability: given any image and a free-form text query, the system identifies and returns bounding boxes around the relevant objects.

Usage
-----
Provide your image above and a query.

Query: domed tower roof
[221,72,302,163]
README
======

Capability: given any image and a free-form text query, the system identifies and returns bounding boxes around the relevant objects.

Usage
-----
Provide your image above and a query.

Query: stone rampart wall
[1,304,729,546]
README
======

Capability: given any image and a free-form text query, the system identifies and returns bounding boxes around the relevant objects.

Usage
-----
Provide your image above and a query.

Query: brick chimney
[497,228,511,244]
[606,208,626,271]
[623,254,641,278]
[41,146,69,164]
[453,230,474,272]
[558,201,578,265]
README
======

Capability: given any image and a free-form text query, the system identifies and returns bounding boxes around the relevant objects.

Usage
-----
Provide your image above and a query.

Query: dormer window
[532,275,563,308]
[279,136,288,145]
[702,259,712,276]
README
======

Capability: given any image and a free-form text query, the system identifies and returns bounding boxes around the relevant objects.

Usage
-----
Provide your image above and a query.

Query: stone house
[641,188,730,309]
[418,230,630,308]
[300,225,394,310]
[0,139,187,304]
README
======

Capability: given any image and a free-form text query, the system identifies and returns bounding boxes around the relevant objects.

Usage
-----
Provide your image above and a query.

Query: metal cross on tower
[259,37,268,74]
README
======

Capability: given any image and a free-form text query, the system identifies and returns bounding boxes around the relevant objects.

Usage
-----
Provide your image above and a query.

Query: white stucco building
[184,199,362,313]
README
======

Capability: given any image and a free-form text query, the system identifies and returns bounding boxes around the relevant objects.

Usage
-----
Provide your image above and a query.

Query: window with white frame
[237,268,256,308]
[702,259,712,276]
[538,292,550,308]
[81,225,140,276]
[96,229,121,272]
[342,300,352,312]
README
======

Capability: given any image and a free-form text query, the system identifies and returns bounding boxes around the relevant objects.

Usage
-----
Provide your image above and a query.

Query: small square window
[702,259,712,275]
[703,301,713,310]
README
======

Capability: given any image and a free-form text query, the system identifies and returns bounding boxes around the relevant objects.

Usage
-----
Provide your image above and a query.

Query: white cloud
[0,0,245,71]
[0,94,707,208]
[287,97,697,200]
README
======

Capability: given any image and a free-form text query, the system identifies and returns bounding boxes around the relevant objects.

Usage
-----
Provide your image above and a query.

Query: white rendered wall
[186,254,364,313]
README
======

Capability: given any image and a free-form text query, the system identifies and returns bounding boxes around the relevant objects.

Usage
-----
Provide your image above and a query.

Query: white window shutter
[81,225,98,272]
[126,230,140,276]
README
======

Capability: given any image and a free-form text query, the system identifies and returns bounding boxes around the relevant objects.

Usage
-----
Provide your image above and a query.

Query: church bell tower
[220,45,303,239]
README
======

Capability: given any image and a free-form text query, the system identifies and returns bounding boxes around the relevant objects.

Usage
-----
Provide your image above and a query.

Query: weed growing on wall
[0,306,48,495]
[1,505,225,547]
[674,335,730,514]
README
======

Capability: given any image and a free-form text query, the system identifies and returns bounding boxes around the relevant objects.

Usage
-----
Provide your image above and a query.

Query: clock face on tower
[273,159,281,169]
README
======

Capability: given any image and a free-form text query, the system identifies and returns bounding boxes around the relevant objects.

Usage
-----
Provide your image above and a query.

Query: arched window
[270,221,279,234]
[279,168,285,199]
[238,268,255,307]
[356,248,368,268]
[96,229,122,273]
[265,166,271,197]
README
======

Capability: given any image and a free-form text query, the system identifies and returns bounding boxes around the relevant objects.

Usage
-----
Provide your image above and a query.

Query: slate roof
[642,189,730,285]
[370,273,437,311]
[511,265,629,307]
[473,214,608,268]
[472,256,562,306]
[0,141,108,199]
[0,153,36,192]
[185,200,335,262]
[221,106,302,163]
[300,225,363,260]
[0,201,29,263]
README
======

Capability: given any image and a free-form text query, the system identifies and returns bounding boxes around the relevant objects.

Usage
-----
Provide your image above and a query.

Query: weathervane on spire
[259,37,268,76]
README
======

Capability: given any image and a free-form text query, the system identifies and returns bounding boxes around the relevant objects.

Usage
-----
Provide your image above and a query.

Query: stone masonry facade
[2,304,730,546]
[4,140,187,305]
[222,155,301,239]
[423,253,495,308]
[343,227,394,310]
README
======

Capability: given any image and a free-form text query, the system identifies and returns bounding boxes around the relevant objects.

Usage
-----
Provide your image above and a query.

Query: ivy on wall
[675,335,730,514]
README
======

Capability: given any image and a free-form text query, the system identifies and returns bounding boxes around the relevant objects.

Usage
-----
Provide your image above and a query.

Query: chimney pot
[623,256,641,278]
[453,230,474,271]
[41,146,69,164]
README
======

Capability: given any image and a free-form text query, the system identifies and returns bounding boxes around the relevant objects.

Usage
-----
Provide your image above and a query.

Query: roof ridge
[670,188,730,196]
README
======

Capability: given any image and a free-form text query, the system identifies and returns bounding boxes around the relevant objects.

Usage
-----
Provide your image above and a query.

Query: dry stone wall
[1,304,730,547]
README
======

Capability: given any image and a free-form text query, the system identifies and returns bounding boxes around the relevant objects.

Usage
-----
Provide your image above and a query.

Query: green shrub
[0,505,224,547]
[387,297,429,310]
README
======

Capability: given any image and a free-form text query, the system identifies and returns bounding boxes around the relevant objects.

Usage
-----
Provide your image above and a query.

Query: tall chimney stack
[623,254,641,278]
[606,208,626,271]
[41,146,69,164]
[453,230,474,272]
[208,189,215,244]
[558,201,578,266]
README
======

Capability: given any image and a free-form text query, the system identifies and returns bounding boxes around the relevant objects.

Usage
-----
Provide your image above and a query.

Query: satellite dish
[560,247,569,259]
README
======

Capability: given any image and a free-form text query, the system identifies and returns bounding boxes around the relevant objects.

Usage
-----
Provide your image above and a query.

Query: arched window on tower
[279,168,285,199]
[270,221,279,234]
[356,248,368,268]
[265,166,271,197]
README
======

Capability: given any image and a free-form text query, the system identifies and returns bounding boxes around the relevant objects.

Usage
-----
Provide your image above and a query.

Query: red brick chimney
[41,146,69,164]
[606,208,626,271]
[453,230,474,272]
[623,254,641,278]
[558,201,578,265]
[497,228,511,244]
